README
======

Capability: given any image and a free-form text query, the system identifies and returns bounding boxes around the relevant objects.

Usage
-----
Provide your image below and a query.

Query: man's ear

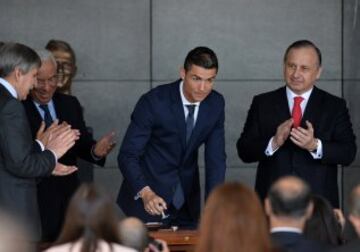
[264,198,272,216]
[349,214,360,232]
[316,66,322,80]
[304,201,314,220]
[180,67,186,80]
[14,67,23,81]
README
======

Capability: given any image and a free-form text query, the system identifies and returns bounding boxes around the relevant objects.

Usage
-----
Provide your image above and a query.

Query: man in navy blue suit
[117,47,226,227]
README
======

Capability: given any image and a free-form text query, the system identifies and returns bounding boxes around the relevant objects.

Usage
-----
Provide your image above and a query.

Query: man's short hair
[268,176,312,218]
[183,46,218,72]
[349,185,360,216]
[284,40,322,66]
[0,42,41,78]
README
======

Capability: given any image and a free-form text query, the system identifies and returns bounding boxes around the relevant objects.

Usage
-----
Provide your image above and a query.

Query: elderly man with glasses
[22,50,116,243]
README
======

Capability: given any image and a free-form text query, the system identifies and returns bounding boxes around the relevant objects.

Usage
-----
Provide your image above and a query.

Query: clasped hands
[36,120,80,176]
[272,118,318,152]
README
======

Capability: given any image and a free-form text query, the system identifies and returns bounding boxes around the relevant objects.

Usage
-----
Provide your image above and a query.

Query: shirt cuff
[310,139,323,159]
[134,186,150,200]
[35,139,45,151]
[265,137,279,156]
[91,145,102,161]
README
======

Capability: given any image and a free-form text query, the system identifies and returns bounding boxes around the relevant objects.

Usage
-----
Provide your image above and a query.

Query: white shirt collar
[286,86,313,102]
[0,77,18,98]
[179,81,200,106]
[271,227,302,234]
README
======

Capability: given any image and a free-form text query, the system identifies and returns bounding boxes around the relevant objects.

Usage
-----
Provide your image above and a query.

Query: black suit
[0,84,55,241]
[331,239,360,252]
[271,231,327,252]
[237,86,356,207]
[22,92,105,241]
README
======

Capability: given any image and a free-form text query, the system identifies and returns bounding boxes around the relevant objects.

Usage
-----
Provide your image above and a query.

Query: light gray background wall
[0,0,359,213]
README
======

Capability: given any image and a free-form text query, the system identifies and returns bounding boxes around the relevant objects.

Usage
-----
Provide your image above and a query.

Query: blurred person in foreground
[332,184,360,252]
[196,182,276,252]
[304,194,344,247]
[0,42,79,242]
[265,176,327,252]
[119,217,169,252]
[45,183,135,252]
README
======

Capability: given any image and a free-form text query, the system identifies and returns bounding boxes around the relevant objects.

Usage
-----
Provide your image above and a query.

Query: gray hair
[35,49,57,67]
[0,42,41,78]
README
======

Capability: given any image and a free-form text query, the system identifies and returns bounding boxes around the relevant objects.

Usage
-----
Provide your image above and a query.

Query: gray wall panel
[72,81,150,167]
[0,0,150,80]
[152,0,341,80]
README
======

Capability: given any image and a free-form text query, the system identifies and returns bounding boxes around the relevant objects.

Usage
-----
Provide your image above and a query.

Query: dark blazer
[331,239,360,252]
[117,80,226,223]
[271,231,327,252]
[237,86,356,207]
[22,92,105,241]
[0,84,55,241]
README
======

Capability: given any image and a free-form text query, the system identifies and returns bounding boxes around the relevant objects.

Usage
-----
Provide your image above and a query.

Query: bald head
[268,176,312,218]
[118,217,148,251]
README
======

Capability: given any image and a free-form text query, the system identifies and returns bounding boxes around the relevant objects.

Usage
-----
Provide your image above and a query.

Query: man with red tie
[237,40,357,207]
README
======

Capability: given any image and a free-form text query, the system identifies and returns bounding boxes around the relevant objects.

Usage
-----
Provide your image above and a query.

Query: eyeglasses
[37,75,58,87]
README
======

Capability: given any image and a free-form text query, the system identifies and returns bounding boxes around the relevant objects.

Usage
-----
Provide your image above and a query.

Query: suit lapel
[302,86,323,127]
[170,81,187,150]
[274,87,291,123]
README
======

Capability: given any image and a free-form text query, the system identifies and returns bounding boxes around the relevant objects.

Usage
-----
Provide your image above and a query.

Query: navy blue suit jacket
[117,80,226,222]
[271,231,328,252]
[237,86,356,207]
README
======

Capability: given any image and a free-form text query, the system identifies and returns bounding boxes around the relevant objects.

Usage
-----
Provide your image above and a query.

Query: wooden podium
[149,229,198,252]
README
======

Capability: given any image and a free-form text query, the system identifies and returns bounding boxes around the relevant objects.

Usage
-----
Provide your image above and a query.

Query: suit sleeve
[321,99,357,166]
[117,95,153,194]
[236,96,271,163]
[71,97,105,166]
[0,99,55,178]
[204,96,226,199]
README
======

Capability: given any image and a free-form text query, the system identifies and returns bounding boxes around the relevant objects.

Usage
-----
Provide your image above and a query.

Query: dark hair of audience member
[54,183,122,252]
[304,194,344,246]
[195,182,273,252]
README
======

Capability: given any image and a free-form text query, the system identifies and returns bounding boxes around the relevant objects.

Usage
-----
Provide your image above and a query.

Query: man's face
[284,47,322,95]
[180,64,217,103]
[51,50,74,89]
[31,59,58,104]
[16,68,38,100]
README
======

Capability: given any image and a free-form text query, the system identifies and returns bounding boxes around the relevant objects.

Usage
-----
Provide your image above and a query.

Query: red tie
[292,96,304,128]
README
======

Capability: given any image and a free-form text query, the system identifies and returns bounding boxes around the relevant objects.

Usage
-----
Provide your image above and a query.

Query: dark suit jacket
[117,80,226,223]
[237,86,356,207]
[0,84,55,241]
[271,231,327,252]
[22,92,105,241]
[331,239,360,252]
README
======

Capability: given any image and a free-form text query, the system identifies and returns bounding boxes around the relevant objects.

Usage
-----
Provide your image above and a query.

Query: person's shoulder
[330,239,360,252]
[54,92,82,106]
[44,243,73,252]
[111,243,137,252]
[314,86,344,104]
